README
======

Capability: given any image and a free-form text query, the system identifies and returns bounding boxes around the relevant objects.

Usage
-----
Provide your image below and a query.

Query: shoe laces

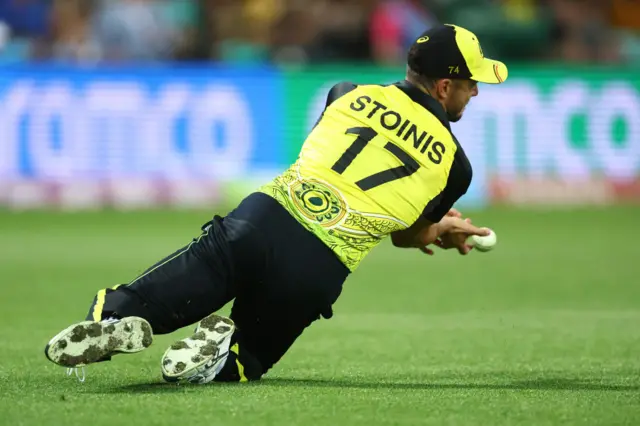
[66,367,86,383]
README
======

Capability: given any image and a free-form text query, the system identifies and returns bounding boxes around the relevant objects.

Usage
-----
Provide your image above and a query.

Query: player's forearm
[391,219,440,248]
[391,230,419,248]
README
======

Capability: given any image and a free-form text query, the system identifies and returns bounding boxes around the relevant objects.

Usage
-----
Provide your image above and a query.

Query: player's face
[444,80,478,123]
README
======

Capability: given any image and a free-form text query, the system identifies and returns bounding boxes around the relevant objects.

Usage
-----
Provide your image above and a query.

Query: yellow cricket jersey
[260,80,472,271]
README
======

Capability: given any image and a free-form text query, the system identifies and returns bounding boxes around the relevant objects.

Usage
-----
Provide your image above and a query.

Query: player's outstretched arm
[391,215,489,250]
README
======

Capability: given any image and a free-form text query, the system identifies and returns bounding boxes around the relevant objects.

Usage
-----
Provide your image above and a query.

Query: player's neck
[406,78,448,116]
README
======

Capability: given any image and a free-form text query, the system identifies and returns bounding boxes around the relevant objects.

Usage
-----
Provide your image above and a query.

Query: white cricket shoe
[45,317,153,368]
[161,314,235,384]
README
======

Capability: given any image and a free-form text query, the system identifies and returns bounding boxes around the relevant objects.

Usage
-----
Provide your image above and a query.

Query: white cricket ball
[469,228,497,252]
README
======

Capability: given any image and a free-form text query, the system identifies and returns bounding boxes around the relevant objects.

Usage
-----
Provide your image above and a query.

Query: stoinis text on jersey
[349,95,446,165]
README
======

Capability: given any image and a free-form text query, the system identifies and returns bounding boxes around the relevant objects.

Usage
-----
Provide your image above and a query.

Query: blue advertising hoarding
[0,65,284,182]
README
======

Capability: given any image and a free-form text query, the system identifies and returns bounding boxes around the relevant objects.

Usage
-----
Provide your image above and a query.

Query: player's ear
[435,79,453,99]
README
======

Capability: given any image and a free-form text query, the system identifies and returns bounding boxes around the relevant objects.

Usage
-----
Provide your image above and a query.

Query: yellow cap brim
[470,58,508,84]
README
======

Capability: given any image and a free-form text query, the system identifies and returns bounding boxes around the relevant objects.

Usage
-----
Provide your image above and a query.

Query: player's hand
[422,216,488,255]
[418,210,479,255]
[436,218,476,255]
[419,208,461,255]
[446,208,462,218]
[437,215,489,237]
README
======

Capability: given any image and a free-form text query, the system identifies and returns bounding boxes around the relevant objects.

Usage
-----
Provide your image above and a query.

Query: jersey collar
[393,80,451,131]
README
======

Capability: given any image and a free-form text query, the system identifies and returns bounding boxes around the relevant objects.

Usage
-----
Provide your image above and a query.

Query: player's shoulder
[328,81,359,94]
[325,82,360,107]
[326,81,396,105]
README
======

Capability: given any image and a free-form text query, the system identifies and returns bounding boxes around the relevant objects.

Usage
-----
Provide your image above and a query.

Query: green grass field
[0,206,639,426]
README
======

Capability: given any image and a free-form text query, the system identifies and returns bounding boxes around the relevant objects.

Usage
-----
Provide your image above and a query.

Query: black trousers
[85,192,350,381]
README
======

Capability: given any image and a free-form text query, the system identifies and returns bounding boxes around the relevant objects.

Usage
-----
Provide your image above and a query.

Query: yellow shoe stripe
[92,289,107,321]
[230,343,248,383]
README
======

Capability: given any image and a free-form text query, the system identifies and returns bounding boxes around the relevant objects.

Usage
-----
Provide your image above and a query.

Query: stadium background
[0,1,639,426]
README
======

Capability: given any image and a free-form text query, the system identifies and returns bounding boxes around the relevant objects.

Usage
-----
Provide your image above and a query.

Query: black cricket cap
[407,24,508,84]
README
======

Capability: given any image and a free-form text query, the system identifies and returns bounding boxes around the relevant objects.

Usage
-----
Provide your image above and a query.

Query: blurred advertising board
[0,65,284,209]
[0,64,638,209]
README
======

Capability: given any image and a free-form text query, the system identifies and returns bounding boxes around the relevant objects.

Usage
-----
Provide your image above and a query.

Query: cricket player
[45,24,508,384]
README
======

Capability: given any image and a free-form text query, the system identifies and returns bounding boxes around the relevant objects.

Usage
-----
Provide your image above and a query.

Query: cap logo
[417,36,429,43]
[448,66,460,74]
